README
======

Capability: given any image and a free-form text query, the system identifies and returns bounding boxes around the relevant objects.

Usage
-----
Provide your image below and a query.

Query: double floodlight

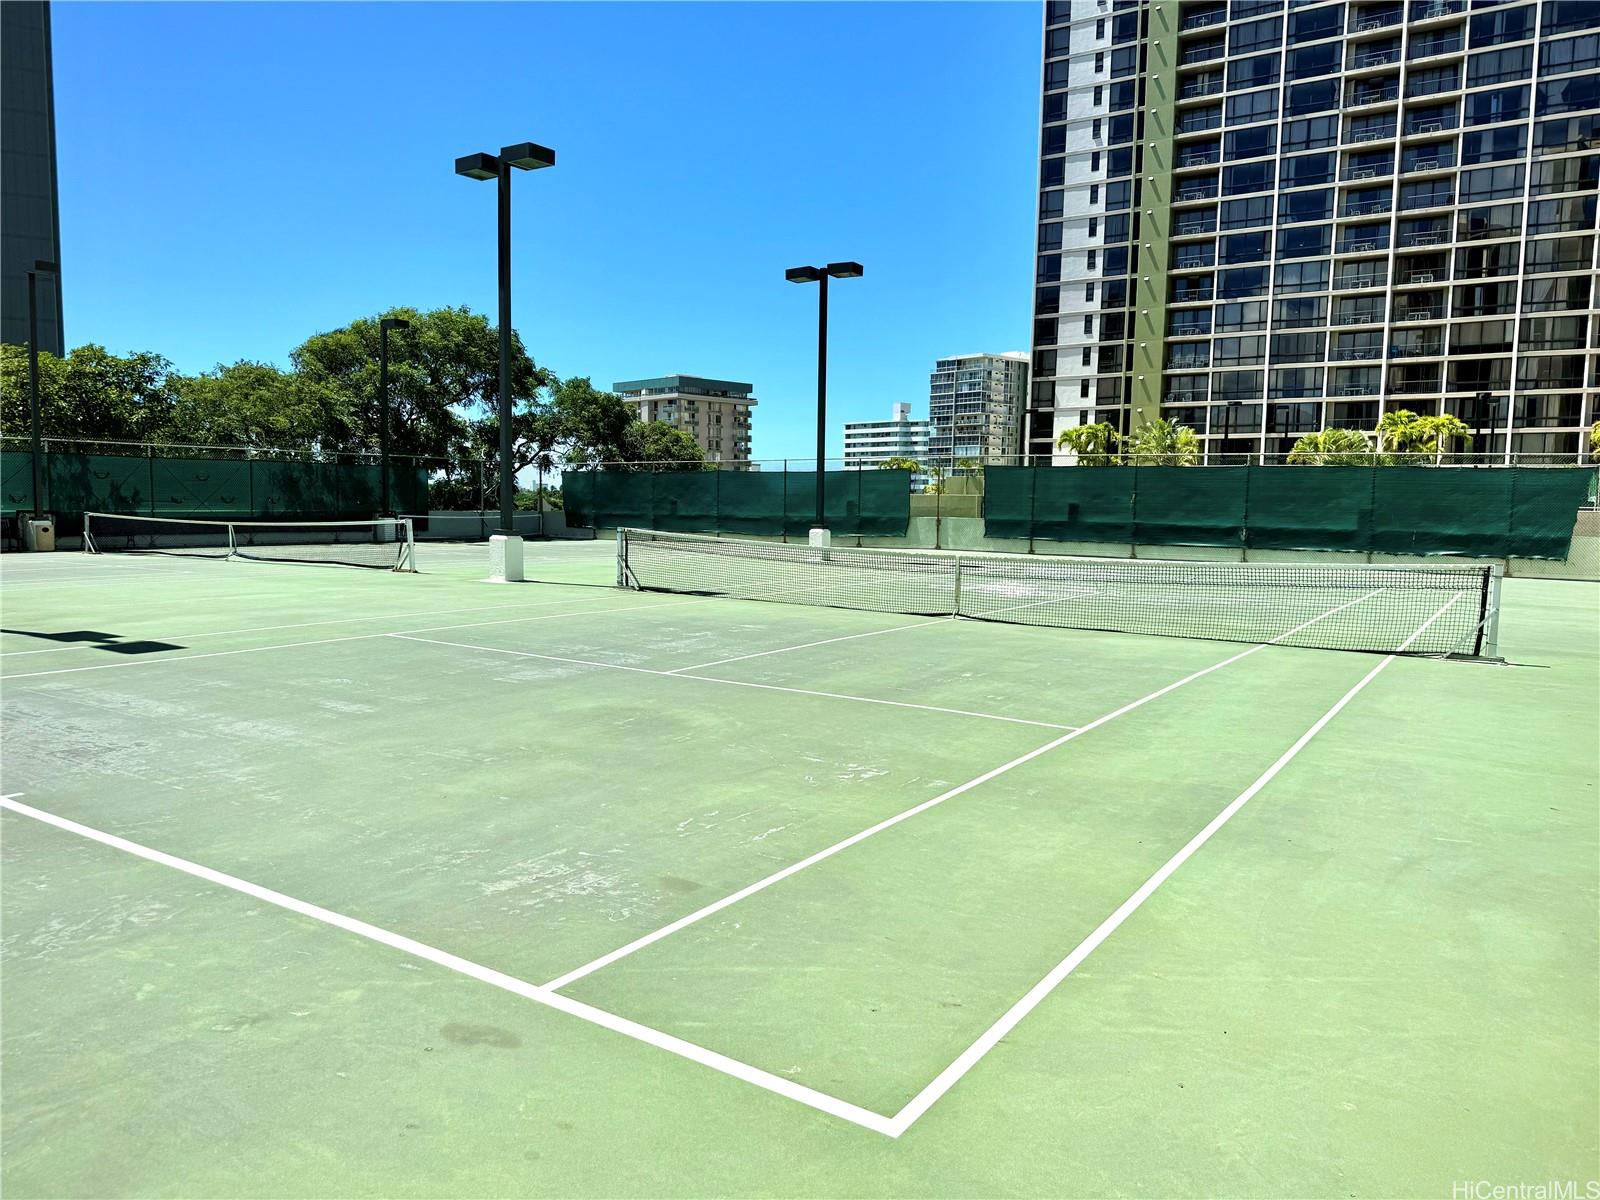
[785,261,864,283]
[380,317,410,332]
[454,142,557,181]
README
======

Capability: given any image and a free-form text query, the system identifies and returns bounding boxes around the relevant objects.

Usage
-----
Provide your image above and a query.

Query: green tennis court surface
[2,540,1595,1197]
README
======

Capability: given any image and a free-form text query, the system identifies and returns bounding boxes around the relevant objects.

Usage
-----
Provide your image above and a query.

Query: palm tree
[1055,421,1120,466]
[1124,418,1200,466]
[1411,414,1473,465]
[1286,427,1373,466]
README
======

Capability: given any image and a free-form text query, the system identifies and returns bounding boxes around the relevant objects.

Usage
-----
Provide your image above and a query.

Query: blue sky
[54,1,1039,460]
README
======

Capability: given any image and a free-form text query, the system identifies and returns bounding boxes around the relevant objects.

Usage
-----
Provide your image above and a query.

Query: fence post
[1027,461,1038,556]
[782,459,788,542]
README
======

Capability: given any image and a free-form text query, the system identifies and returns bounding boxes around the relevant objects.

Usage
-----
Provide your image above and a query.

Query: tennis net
[83,513,416,572]
[616,528,1500,656]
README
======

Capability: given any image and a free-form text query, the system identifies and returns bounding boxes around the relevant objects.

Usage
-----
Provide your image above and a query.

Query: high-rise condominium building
[1,1,63,357]
[1029,0,1600,463]
[928,353,1030,462]
[613,375,756,463]
[844,403,932,485]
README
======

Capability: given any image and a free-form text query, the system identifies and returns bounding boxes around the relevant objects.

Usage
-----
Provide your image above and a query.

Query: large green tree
[169,361,346,448]
[1,344,179,444]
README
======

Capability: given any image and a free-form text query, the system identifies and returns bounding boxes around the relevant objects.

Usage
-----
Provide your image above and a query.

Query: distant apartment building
[1,1,63,356]
[613,375,756,463]
[928,353,1030,463]
[844,402,932,486]
[1029,0,1600,463]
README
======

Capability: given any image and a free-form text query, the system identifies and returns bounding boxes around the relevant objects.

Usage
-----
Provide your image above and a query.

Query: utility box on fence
[23,517,55,551]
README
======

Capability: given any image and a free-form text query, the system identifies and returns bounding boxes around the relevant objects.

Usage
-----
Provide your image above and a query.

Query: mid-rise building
[613,375,756,463]
[1,1,63,356]
[1030,0,1600,462]
[844,402,932,486]
[928,353,1030,463]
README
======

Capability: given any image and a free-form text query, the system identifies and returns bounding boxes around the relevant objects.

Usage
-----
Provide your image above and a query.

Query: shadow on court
[0,628,186,655]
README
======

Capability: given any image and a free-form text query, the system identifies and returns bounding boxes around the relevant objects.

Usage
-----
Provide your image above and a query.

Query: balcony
[1405,118,1448,136]
[1398,228,1448,248]
[1175,182,1220,202]
[1348,128,1397,146]
[1180,7,1226,31]
[1403,154,1446,173]
[1164,390,1206,404]
[1411,0,1464,20]
[1390,339,1445,358]
[1341,199,1392,218]
[1349,83,1400,107]
[1179,78,1225,101]
[1171,286,1215,303]
[1337,346,1385,361]
[1173,215,1218,236]
[1339,234,1390,253]
[1177,148,1221,168]
[1341,164,1389,181]
[1352,10,1403,34]
[1398,268,1442,285]
[1339,273,1387,290]
[1395,303,1445,321]
[1350,47,1401,70]
[1334,309,1384,325]
[1407,36,1463,62]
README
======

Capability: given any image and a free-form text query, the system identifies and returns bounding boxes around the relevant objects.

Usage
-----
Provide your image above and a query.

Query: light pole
[785,261,863,536]
[25,260,57,522]
[378,316,409,516]
[455,142,555,549]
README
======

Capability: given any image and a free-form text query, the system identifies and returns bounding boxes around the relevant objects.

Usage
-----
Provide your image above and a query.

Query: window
[1086,249,1097,271]
[1333,331,1385,360]
[1043,127,1067,157]
[1046,27,1071,58]
[1468,46,1532,88]
[1229,17,1282,54]
[1093,118,1102,139]
[1286,79,1339,116]
[1271,332,1326,363]
[1278,189,1333,224]
[1409,65,1461,98]
[1227,54,1281,91]
[1226,88,1280,126]
[1212,371,1264,403]
[1225,126,1276,160]
[1282,152,1335,188]
[1036,287,1059,315]
[1272,297,1327,329]
[1093,85,1103,106]
[1544,1,1600,38]
[1218,266,1270,299]
[1039,222,1063,251]
[1525,236,1596,273]
[1041,159,1066,188]
[1529,155,1593,195]
[1165,342,1211,369]
[1045,61,1072,92]
[1167,310,1211,337]
[1409,29,1463,60]
[1516,354,1587,389]
[1466,86,1529,127]
[1283,115,1338,152]
[1221,196,1273,229]
[1535,115,1600,155]
[1521,315,1589,351]
[1222,161,1275,195]
[1456,203,1524,242]
[1094,51,1104,72]
[1216,300,1268,331]
[1041,191,1065,219]
[1214,336,1266,367]
[1452,282,1517,317]
[1461,125,1528,165]
[1219,231,1270,263]
[1402,142,1455,172]
[1268,378,1325,409]
[1454,243,1521,279]
[1275,259,1330,293]
[1459,165,1525,203]
[1470,3,1534,47]
[1289,4,1342,42]
[1288,42,1340,80]
[1522,275,1592,312]
[1277,224,1332,258]
[1085,281,1096,302]
[1541,33,1600,77]
[1450,321,1515,355]
[1537,74,1600,116]
[1348,113,1397,142]
[1102,245,1129,276]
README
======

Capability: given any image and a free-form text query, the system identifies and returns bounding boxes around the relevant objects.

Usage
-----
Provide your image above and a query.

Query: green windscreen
[562,469,911,538]
[984,466,1594,560]
[0,451,426,522]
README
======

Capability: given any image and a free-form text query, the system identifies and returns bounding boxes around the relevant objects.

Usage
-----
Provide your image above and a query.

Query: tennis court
[1,535,1595,1197]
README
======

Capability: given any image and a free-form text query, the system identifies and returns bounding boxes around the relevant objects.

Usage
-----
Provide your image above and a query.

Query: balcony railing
[1340,274,1386,289]
[1180,9,1225,31]
[1400,230,1447,247]
[1351,85,1400,106]
[1407,156,1442,172]
[1353,12,1402,33]
[1391,342,1444,358]
[1340,236,1388,253]
[1408,119,1446,135]
[1177,184,1219,201]
[1174,218,1217,235]
[1351,49,1400,69]
[1337,310,1384,324]
[1342,200,1392,217]
[1164,391,1206,403]
[1179,79,1225,100]
[1178,149,1221,167]
[1339,347,1385,360]
[1398,305,1445,320]
[1172,287,1215,303]
[1342,165,1384,181]
[1400,270,1439,284]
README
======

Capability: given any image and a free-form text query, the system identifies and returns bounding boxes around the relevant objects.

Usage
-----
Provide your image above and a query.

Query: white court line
[884,592,1464,1136]
[0,594,601,658]
[667,617,950,674]
[0,595,710,682]
[389,633,1079,731]
[540,587,1390,993]
[0,796,894,1137]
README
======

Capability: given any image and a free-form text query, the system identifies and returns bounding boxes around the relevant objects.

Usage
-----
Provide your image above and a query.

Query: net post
[1477,564,1503,659]
[616,527,628,588]
[83,511,97,554]
[397,518,416,572]
[227,521,238,559]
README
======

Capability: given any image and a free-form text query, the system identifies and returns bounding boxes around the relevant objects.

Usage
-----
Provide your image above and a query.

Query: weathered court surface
[1,539,1595,1197]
